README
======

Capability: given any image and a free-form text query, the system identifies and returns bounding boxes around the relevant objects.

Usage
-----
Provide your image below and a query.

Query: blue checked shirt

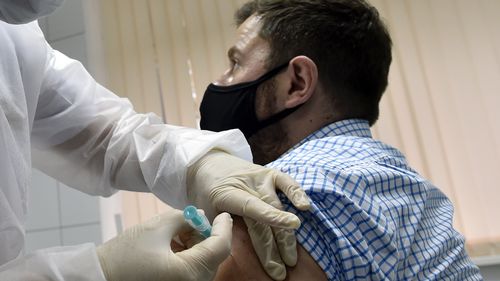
[269,119,482,280]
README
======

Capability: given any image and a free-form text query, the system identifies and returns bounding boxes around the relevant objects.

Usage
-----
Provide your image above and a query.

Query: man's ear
[283,56,318,108]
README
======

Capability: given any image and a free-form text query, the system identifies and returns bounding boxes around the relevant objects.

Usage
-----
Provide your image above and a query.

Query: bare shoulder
[213,216,327,281]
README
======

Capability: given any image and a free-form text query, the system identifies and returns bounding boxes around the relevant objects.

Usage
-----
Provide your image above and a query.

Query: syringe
[183,205,212,238]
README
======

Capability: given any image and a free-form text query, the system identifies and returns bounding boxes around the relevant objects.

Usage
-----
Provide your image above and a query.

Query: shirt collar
[271,119,373,163]
[296,119,372,147]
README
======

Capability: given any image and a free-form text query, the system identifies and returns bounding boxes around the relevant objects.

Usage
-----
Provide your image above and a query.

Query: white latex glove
[96,210,232,281]
[187,150,311,281]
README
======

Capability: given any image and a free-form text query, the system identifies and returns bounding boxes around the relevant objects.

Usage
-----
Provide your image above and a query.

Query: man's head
[200,0,392,164]
[235,0,392,124]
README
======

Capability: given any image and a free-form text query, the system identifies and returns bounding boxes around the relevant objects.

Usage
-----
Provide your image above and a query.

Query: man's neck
[248,122,291,165]
[248,121,325,165]
[249,96,339,165]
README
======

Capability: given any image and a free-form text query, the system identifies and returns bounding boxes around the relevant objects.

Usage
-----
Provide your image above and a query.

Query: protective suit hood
[0,0,64,24]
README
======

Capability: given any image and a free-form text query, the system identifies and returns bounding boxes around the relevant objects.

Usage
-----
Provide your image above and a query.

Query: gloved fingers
[178,229,205,249]
[213,187,301,229]
[274,171,311,210]
[147,209,192,240]
[144,209,183,227]
[247,179,298,267]
[273,227,297,267]
[171,238,187,252]
[176,212,233,271]
[259,174,287,210]
[244,217,286,281]
[211,212,233,243]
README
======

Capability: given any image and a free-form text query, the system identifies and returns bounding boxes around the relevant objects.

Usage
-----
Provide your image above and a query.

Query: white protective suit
[0,10,250,281]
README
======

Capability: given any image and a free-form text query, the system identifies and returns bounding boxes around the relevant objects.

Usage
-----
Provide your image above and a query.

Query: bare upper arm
[213,216,327,281]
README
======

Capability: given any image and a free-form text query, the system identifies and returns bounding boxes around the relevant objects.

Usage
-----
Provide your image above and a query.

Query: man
[0,0,311,280]
[200,0,483,280]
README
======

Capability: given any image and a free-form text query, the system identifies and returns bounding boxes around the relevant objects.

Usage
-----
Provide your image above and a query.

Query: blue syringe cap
[183,205,203,226]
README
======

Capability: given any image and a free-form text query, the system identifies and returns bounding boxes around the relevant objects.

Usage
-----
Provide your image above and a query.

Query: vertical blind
[84,0,500,258]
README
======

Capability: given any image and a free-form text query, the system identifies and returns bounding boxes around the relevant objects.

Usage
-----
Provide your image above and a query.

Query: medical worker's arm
[31,45,310,280]
[96,210,233,281]
[0,210,233,281]
[32,44,309,211]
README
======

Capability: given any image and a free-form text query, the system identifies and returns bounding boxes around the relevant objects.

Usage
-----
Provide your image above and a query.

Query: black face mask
[200,62,301,138]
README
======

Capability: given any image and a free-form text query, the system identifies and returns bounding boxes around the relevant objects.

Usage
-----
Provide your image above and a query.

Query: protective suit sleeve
[0,243,107,281]
[31,43,252,208]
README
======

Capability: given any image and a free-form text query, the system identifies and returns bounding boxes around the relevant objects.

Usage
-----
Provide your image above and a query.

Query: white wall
[474,256,500,280]
[480,265,500,281]
[25,0,102,253]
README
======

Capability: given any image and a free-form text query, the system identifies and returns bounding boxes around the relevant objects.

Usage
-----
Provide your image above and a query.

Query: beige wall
[370,0,500,257]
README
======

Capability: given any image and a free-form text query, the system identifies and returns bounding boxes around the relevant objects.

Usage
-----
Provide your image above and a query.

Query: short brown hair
[235,0,392,125]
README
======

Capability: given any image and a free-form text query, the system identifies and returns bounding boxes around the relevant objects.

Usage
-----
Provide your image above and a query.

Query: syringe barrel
[183,205,212,238]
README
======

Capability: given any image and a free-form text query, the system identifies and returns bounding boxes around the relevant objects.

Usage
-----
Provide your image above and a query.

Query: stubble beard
[248,78,292,165]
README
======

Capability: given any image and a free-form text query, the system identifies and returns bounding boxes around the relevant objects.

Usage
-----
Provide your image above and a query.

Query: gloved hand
[187,149,311,281]
[96,210,233,281]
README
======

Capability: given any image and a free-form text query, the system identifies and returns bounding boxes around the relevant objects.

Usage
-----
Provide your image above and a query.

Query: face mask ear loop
[257,103,305,130]
[252,61,306,132]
